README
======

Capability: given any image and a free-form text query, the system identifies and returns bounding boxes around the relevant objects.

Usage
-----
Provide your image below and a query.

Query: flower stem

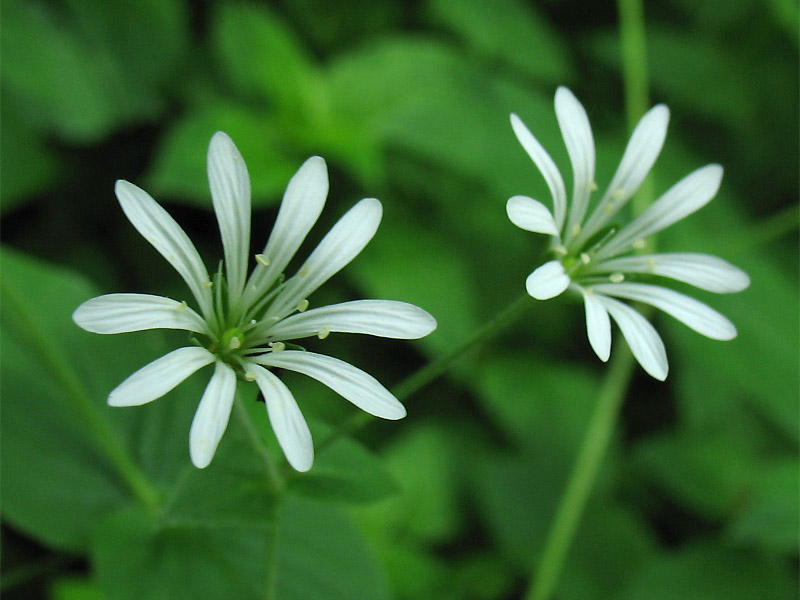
[524,346,636,600]
[233,393,284,493]
[523,2,653,598]
[315,292,533,452]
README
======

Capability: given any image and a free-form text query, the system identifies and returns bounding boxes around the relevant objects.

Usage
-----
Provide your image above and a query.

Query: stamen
[317,327,331,340]
[202,281,213,288]
[589,181,599,192]
[296,299,309,312]
[244,371,256,382]
[609,272,625,283]
[580,252,591,265]
[269,342,285,352]
[571,224,581,237]
[646,258,656,272]
[228,337,241,350]
[553,244,568,256]
[255,254,270,267]
[632,239,646,249]
[176,301,188,311]
[299,265,310,278]
[611,188,626,200]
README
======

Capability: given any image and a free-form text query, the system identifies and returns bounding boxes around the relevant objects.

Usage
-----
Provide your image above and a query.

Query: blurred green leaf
[348,215,480,357]
[93,505,270,600]
[0,96,62,212]
[146,104,298,206]
[727,458,800,553]
[213,3,319,115]
[289,434,400,505]
[50,577,102,600]
[614,539,796,600]
[427,0,571,83]
[274,495,391,599]
[1,248,136,551]
[0,0,186,142]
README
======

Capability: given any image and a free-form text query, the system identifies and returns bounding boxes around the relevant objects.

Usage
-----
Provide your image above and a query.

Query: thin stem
[618,0,654,220]
[524,1,653,598]
[315,292,533,453]
[1,281,161,512]
[524,346,636,600]
[233,393,284,493]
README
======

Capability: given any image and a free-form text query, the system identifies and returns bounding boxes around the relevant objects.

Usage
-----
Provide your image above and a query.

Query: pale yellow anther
[589,181,599,192]
[609,272,625,283]
[269,342,286,352]
[571,224,581,237]
[612,188,626,200]
[553,244,568,256]
[296,299,309,312]
[299,265,310,278]
[580,252,591,265]
[202,280,214,288]
[244,371,257,382]
[604,205,615,215]
[632,239,647,249]
[228,337,242,350]
[255,254,270,267]
[646,258,656,271]
[317,327,331,340]
[176,301,188,311]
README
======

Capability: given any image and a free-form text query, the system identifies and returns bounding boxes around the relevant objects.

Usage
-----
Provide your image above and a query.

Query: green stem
[618,0,654,220]
[233,393,284,493]
[524,1,653,598]
[315,292,533,453]
[1,282,160,511]
[524,347,636,600]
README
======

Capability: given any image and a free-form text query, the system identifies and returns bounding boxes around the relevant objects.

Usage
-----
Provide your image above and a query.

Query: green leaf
[614,539,796,600]
[273,495,391,600]
[0,248,140,551]
[289,434,400,505]
[146,104,299,207]
[213,3,319,114]
[728,458,800,553]
[93,505,271,600]
[427,0,571,83]
[50,577,103,600]
[0,0,186,142]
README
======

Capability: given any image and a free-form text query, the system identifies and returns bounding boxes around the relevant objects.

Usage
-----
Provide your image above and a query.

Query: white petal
[578,105,670,246]
[268,300,437,341]
[596,294,668,381]
[115,180,213,318]
[592,282,737,340]
[108,347,215,407]
[73,293,208,334]
[243,156,328,307]
[510,113,567,230]
[555,87,596,241]
[254,351,406,420]
[525,260,570,300]
[582,290,611,361]
[596,165,724,260]
[246,364,313,472]
[591,253,750,293]
[207,132,251,303]
[189,361,237,468]
[506,195,559,236]
[266,198,382,321]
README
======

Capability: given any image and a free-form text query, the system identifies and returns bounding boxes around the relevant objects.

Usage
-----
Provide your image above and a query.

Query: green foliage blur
[1,0,797,599]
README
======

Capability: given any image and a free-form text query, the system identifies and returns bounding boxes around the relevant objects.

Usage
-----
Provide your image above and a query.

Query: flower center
[220,327,246,354]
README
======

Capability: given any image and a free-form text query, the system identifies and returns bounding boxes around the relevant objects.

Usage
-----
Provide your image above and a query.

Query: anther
[571,224,581,237]
[317,327,331,340]
[296,299,309,312]
[589,181,599,192]
[299,265,310,278]
[646,258,656,271]
[609,272,625,283]
[256,254,270,267]
[553,244,568,256]
[580,252,591,265]
[202,280,213,288]
[176,301,188,311]
[632,239,646,249]
[244,371,256,382]
[228,337,242,350]
[270,342,286,352]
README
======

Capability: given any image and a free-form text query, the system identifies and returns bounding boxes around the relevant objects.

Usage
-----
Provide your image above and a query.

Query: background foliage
[2,0,798,599]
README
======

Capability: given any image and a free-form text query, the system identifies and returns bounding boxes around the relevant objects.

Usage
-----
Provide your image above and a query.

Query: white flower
[73,132,436,471]
[507,87,749,380]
